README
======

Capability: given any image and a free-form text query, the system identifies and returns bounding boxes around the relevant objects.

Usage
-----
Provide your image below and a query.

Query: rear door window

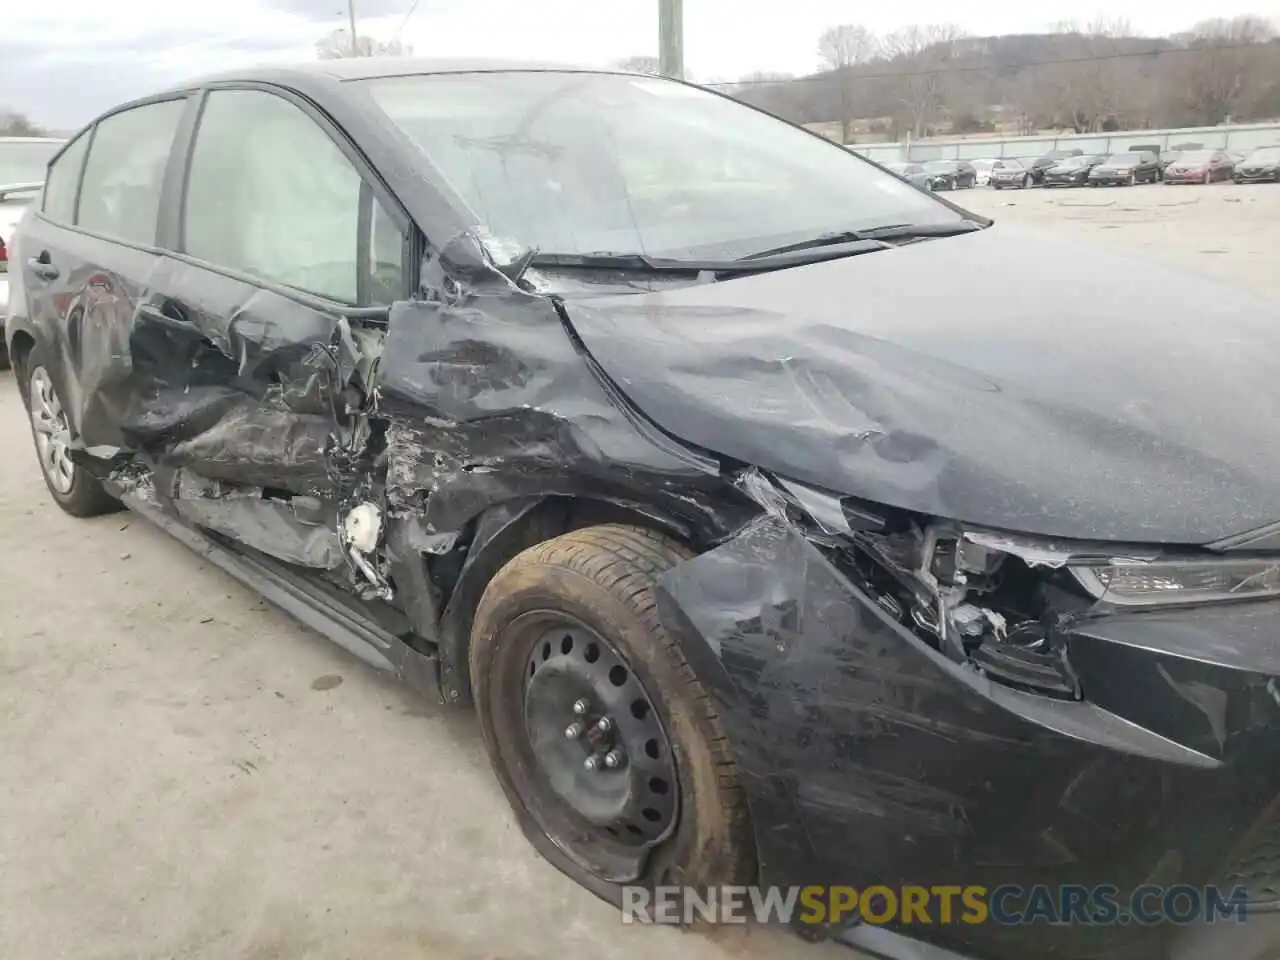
[183,89,404,305]
[77,99,187,245]
[42,134,90,224]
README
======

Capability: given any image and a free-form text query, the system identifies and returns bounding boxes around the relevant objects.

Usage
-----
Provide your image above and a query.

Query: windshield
[971,159,995,170]
[922,161,956,172]
[1247,147,1280,162]
[1053,157,1087,169]
[1176,150,1215,164]
[0,140,62,185]
[1103,155,1140,167]
[360,71,957,260]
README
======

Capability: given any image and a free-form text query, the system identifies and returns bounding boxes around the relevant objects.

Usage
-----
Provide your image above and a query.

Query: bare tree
[1168,16,1276,125]
[316,28,413,59]
[1028,18,1137,133]
[817,25,880,142]
[881,24,965,139]
[0,112,47,137]
[614,56,662,75]
[732,72,801,118]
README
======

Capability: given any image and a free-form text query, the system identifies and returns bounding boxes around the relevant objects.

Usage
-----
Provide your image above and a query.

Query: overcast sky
[6,0,1280,129]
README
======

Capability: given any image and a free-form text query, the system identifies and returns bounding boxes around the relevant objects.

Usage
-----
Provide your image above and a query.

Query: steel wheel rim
[521,619,679,847]
[28,366,75,494]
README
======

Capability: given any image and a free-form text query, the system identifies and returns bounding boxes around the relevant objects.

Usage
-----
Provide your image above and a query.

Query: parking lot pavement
[0,377,856,960]
[0,182,1274,959]
[958,180,1280,299]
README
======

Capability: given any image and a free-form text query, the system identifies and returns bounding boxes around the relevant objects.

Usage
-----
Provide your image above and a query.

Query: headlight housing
[749,471,1280,701]
[1072,558,1280,607]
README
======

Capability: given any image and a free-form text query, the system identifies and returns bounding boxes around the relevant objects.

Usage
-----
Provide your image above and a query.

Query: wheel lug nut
[572,698,590,716]
[564,722,585,740]
[595,717,612,733]
[604,748,625,769]
[584,755,601,771]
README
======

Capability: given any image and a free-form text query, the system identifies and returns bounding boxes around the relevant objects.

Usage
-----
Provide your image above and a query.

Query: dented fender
[654,515,1280,958]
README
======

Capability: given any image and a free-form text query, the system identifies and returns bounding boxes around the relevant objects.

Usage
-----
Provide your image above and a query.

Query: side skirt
[117,489,442,701]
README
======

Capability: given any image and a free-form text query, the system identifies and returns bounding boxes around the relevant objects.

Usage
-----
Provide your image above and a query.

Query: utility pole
[658,0,684,79]
[347,0,360,56]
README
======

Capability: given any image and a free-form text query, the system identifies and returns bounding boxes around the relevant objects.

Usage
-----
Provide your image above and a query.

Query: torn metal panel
[654,514,1280,958]
[165,469,343,569]
[375,234,754,545]
[160,404,336,495]
[71,255,372,501]
[560,226,1280,545]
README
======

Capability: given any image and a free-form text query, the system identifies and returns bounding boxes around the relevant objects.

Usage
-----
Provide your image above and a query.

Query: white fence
[848,122,1280,164]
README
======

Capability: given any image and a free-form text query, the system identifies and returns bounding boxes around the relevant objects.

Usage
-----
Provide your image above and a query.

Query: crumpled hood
[562,226,1280,544]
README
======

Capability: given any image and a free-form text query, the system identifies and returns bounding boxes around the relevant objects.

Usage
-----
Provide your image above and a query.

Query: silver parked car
[1,137,64,369]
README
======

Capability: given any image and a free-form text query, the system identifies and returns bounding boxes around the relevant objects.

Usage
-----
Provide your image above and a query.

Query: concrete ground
[1,179,1277,960]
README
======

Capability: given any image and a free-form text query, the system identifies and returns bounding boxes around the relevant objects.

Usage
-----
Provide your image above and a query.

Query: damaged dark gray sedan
[9,59,1280,960]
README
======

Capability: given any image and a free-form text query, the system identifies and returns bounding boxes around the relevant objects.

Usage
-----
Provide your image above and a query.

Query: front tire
[469,524,754,903]
[19,345,120,518]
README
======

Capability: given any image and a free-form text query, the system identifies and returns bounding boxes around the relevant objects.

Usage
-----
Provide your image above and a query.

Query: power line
[397,0,424,38]
[702,39,1275,89]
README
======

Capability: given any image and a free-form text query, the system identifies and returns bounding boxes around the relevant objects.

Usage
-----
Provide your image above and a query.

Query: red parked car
[1163,149,1236,184]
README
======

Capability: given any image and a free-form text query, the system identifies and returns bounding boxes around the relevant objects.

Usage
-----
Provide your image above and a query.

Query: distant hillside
[728,19,1280,142]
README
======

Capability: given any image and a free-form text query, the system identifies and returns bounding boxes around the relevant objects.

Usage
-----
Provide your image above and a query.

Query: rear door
[19,97,192,448]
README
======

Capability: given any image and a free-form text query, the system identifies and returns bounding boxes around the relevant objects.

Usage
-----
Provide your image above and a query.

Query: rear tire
[469,524,755,904]
[18,345,120,518]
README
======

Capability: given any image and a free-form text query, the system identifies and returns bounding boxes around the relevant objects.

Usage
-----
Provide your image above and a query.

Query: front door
[136,85,409,573]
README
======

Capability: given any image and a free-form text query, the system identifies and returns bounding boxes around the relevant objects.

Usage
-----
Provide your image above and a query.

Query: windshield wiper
[529,241,889,274]
[740,219,984,260]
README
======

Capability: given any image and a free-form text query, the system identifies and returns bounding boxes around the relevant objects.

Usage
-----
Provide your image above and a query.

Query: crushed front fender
[655,515,1280,959]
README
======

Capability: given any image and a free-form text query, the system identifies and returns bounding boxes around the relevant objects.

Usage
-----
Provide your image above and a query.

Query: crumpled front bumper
[655,515,1280,960]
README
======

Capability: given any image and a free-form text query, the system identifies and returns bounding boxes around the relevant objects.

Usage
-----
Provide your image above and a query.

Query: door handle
[137,299,194,331]
[28,257,59,281]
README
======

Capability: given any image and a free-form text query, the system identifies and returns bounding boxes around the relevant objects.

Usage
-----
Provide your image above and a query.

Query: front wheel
[469,524,755,902]
[19,346,120,517]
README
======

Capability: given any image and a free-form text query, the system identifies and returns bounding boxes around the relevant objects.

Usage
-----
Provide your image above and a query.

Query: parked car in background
[1041,154,1106,187]
[1089,151,1161,186]
[0,137,64,369]
[1028,148,1083,184]
[969,158,1020,186]
[920,159,976,190]
[884,160,934,191]
[988,157,1032,189]
[1161,142,1204,176]
[1233,145,1280,183]
[1163,149,1235,184]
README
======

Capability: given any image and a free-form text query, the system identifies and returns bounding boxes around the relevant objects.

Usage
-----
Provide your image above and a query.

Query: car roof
[164,56,601,93]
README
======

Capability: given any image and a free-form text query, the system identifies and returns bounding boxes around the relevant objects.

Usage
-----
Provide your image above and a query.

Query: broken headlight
[1072,558,1280,607]
[760,476,1088,699]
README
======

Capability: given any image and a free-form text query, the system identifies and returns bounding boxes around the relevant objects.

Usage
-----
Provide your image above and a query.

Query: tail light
[0,236,7,273]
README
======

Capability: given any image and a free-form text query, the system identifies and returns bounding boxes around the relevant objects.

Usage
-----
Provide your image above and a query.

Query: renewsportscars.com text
[621,884,1252,927]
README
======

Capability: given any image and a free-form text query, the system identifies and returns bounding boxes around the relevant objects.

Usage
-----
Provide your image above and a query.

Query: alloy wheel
[28,366,75,494]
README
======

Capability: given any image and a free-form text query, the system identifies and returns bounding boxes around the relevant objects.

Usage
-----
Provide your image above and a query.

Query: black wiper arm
[740,219,984,261]
[857,219,985,240]
[530,242,889,274]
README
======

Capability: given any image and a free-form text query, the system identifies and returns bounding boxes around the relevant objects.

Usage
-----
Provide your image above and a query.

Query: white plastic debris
[343,502,382,553]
